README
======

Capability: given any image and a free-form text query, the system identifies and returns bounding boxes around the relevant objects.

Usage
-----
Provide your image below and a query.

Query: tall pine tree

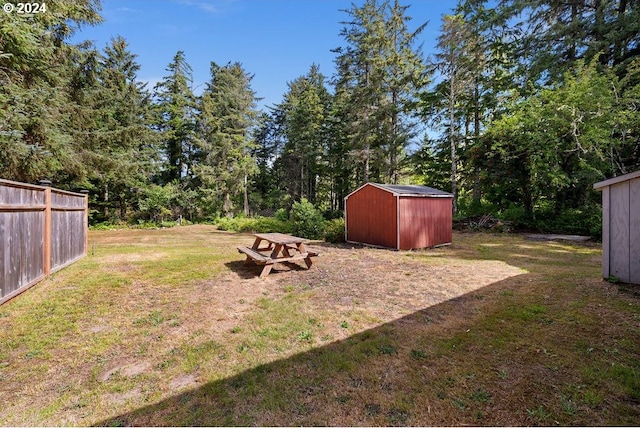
[153,51,197,185]
[333,0,427,185]
[195,62,259,216]
[272,64,331,205]
[67,37,158,221]
[0,0,102,183]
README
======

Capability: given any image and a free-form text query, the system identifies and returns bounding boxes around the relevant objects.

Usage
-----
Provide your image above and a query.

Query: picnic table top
[253,233,307,245]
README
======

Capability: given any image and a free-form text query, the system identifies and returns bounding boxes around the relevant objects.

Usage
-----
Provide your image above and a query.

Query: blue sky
[70,0,459,110]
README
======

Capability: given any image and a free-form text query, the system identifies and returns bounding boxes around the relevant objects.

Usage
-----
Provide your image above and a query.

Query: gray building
[594,170,640,284]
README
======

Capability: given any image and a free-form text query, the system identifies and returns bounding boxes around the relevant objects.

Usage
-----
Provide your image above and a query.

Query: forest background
[1,0,639,237]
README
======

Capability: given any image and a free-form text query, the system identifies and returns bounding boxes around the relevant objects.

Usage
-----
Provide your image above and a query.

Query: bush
[214,216,247,232]
[456,197,499,219]
[499,205,530,227]
[324,218,346,243]
[214,216,292,233]
[138,183,177,222]
[89,222,124,231]
[274,208,289,222]
[253,217,293,233]
[290,198,326,239]
[534,208,602,237]
[322,209,345,220]
[495,203,602,237]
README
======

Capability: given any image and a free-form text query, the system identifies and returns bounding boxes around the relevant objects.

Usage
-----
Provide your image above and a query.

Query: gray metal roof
[373,183,453,197]
[593,169,640,190]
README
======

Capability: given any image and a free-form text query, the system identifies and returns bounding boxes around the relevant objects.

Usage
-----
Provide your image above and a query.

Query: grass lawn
[0,225,638,426]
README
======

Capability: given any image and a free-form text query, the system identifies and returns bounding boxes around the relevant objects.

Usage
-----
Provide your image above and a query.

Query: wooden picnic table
[237,233,319,278]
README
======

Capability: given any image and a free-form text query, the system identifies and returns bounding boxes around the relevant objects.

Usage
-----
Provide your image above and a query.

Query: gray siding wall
[601,175,640,284]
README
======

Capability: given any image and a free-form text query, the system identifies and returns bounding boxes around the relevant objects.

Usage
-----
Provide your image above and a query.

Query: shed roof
[593,170,640,190]
[372,183,453,197]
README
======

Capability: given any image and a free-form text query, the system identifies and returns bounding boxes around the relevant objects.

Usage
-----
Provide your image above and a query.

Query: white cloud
[115,7,139,13]
[175,0,222,14]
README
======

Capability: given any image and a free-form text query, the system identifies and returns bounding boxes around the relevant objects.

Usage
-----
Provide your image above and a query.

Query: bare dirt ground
[227,240,525,326]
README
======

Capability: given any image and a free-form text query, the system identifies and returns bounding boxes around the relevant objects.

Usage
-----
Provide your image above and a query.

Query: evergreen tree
[419,1,519,214]
[432,14,475,214]
[153,51,197,184]
[67,37,158,221]
[0,1,102,184]
[272,64,331,205]
[195,62,259,217]
[384,0,429,183]
[250,112,284,212]
[333,0,427,185]
[503,0,640,84]
[323,89,352,211]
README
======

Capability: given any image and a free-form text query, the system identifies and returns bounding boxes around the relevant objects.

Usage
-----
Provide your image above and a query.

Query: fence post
[40,180,52,276]
[81,190,89,256]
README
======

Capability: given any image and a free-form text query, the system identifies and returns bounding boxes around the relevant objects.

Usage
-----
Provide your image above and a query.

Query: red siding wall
[398,197,452,250]
[346,184,398,248]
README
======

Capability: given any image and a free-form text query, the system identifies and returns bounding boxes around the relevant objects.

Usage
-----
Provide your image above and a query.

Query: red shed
[345,183,453,250]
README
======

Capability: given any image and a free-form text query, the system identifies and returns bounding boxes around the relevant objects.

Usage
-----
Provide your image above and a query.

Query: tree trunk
[450,73,458,215]
[390,90,399,184]
[473,83,481,203]
[613,0,628,65]
[243,174,249,216]
[103,183,109,218]
[223,192,232,217]
[364,145,370,183]
[568,1,578,62]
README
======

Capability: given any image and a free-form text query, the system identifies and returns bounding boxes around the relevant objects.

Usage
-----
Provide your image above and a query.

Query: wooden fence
[0,179,88,305]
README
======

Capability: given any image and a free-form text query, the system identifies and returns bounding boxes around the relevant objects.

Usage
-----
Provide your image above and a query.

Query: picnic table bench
[238,232,319,278]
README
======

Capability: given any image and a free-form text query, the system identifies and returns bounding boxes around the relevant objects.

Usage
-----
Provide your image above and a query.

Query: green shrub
[290,198,326,239]
[456,197,499,218]
[324,218,346,243]
[274,208,289,222]
[534,208,602,237]
[589,211,603,240]
[214,216,243,232]
[323,209,345,220]
[495,203,602,237]
[253,217,293,233]
[499,205,529,227]
[138,183,177,222]
[89,222,123,231]
[214,216,292,233]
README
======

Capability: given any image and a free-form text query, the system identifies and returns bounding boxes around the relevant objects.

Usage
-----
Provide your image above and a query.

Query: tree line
[1,0,639,234]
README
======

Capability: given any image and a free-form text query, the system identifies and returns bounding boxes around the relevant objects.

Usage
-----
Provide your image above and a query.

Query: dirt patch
[225,244,525,326]
[104,388,142,406]
[169,374,199,391]
[88,325,110,333]
[95,240,526,366]
[100,361,152,382]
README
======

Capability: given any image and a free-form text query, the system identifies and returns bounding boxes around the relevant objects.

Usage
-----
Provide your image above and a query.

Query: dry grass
[0,225,638,426]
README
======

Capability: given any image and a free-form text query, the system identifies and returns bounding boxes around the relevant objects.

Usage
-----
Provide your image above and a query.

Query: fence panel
[0,181,47,303]
[51,189,88,272]
[0,179,87,305]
